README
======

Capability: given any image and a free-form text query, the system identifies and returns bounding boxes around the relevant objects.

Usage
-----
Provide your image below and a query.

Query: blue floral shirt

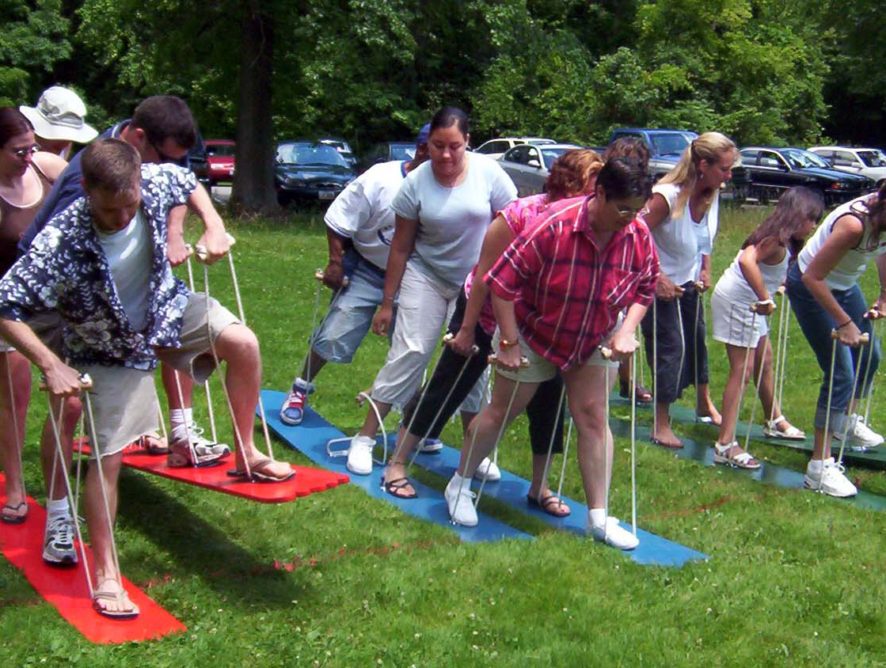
[0,163,196,370]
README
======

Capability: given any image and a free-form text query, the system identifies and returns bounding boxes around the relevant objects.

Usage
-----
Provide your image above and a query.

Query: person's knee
[570,398,607,432]
[216,324,260,361]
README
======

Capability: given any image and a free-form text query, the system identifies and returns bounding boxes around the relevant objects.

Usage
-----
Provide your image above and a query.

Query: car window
[526,147,541,165]
[650,133,691,156]
[833,151,857,166]
[390,144,414,160]
[858,150,886,167]
[503,145,529,164]
[740,149,759,164]
[278,143,347,167]
[207,144,235,157]
[540,147,571,169]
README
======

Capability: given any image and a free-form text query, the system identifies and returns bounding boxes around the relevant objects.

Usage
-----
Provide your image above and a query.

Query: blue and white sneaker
[280,378,313,426]
[418,438,443,453]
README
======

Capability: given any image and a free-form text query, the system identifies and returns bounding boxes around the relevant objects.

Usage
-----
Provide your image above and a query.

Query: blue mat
[260,390,707,566]
[259,391,528,543]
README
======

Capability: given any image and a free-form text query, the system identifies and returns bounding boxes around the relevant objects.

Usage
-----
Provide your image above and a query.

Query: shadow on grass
[116,471,306,611]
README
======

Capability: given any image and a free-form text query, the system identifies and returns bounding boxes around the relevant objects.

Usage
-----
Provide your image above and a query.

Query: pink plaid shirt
[486,195,659,370]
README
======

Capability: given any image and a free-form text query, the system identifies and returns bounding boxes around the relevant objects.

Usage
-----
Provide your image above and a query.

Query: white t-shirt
[798,193,886,291]
[95,210,153,331]
[649,183,720,285]
[324,160,407,271]
[391,152,517,288]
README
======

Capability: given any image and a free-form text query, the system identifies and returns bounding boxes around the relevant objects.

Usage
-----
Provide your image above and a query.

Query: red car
[205,139,235,186]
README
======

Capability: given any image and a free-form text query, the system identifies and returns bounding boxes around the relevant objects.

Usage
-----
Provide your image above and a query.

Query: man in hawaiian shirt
[0,139,292,618]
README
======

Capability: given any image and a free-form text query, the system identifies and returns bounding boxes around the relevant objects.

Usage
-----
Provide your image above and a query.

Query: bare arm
[738,237,783,315]
[490,292,523,370]
[371,215,418,336]
[187,183,230,263]
[449,215,513,356]
[166,205,190,266]
[606,302,648,360]
[322,228,349,290]
[0,319,81,396]
[32,152,68,182]
[641,193,682,300]
[802,214,865,345]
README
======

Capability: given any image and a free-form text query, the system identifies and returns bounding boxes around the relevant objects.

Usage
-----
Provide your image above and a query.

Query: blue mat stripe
[261,390,708,566]
[259,391,529,543]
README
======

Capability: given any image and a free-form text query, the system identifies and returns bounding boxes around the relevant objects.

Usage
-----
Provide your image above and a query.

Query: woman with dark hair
[381,149,604,512]
[786,183,886,497]
[0,107,66,524]
[640,131,738,448]
[444,158,658,550]
[345,107,517,476]
[710,187,824,468]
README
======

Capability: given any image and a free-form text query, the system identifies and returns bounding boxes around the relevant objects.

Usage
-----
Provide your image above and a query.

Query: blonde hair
[659,131,736,218]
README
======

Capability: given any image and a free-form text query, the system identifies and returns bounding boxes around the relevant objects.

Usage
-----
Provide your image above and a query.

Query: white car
[808,146,886,186]
[474,137,556,160]
[499,143,583,197]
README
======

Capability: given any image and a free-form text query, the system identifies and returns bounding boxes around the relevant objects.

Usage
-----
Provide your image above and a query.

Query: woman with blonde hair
[640,132,738,448]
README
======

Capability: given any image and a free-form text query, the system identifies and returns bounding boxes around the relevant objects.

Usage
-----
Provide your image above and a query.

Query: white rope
[4,353,25,499]
[743,310,769,454]
[554,416,574,506]
[652,298,658,436]
[630,349,638,537]
[836,338,867,466]
[860,317,880,427]
[538,383,567,500]
[693,285,703,395]
[734,307,758,444]
[304,270,349,384]
[186,255,218,442]
[602,364,611,544]
[771,288,791,421]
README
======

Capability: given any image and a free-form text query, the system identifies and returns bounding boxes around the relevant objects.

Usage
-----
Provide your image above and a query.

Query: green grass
[1,206,884,666]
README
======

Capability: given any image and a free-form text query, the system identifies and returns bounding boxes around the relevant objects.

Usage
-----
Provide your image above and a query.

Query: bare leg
[0,352,30,515]
[651,401,682,447]
[717,343,753,445]
[40,395,81,501]
[213,324,289,476]
[696,383,722,425]
[161,363,194,411]
[299,350,328,384]
[357,400,392,438]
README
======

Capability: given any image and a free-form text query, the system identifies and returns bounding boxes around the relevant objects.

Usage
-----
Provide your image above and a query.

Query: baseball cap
[416,123,431,146]
[20,86,98,144]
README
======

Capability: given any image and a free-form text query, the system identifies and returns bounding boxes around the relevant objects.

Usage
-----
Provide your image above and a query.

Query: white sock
[169,408,194,442]
[589,507,608,528]
[46,497,71,521]
[449,473,467,491]
[807,458,830,473]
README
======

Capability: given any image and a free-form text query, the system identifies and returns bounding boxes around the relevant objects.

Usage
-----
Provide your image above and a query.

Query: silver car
[499,143,582,197]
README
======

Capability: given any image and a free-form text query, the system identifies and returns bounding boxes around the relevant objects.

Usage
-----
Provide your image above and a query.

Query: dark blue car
[275,141,356,205]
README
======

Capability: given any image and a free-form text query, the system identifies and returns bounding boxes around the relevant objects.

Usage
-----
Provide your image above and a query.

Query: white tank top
[715,247,787,307]
[798,193,886,290]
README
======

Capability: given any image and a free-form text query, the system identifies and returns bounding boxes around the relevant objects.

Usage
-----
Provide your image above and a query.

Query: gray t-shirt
[391,152,516,288]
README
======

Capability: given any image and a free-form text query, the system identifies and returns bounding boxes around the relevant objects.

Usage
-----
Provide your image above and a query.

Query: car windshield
[540,147,573,169]
[858,150,886,167]
[277,143,347,167]
[650,133,691,156]
[207,144,235,157]
[781,149,830,169]
[527,138,556,145]
[390,144,415,160]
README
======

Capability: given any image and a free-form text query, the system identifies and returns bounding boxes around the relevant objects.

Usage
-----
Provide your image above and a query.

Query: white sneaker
[445,476,478,527]
[417,438,443,453]
[834,414,884,449]
[804,458,858,497]
[589,515,640,550]
[43,515,78,565]
[346,434,376,475]
[187,422,231,458]
[473,456,501,482]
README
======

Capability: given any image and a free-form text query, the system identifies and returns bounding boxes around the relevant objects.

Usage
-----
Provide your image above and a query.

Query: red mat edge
[0,473,186,644]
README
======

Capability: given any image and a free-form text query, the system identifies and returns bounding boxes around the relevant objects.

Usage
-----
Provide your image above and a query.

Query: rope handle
[442,332,479,355]
[749,298,776,312]
[830,330,870,343]
[314,269,350,288]
[39,372,93,392]
[864,307,883,320]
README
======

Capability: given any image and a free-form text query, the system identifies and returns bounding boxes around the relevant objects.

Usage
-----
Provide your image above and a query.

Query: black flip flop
[1,501,28,524]
[526,493,571,517]
[381,476,418,499]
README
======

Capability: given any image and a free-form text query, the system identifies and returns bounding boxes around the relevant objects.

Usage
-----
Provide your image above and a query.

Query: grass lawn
[1,204,884,666]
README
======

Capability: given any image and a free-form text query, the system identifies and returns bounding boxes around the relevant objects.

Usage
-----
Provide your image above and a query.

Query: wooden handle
[831,330,870,344]
[314,269,350,287]
[193,233,236,262]
[599,346,613,360]
[40,372,93,392]
[488,353,530,367]
[443,332,479,355]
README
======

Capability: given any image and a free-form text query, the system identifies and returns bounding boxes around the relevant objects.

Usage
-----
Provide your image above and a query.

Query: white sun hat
[19,86,98,144]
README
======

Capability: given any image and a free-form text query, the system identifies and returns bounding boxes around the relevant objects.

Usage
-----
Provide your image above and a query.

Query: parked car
[498,143,582,197]
[608,128,698,180]
[204,139,235,186]
[808,146,886,187]
[318,137,357,168]
[474,137,556,160]
[736,147,875,205]
[274,141,356,205]
[359,141,416,172]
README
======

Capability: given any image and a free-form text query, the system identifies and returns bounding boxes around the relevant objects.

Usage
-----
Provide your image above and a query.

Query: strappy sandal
[1,501,28,524]
[93,580,140,619]
[381,476,417,499]
[763,416,806,441]
[713,441,761,470]
[527,492,571,517]
[227,457,295,483]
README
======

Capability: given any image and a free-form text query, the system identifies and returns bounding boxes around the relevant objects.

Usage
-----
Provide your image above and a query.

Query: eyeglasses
[615,204,642,218]
[10,145,39,159]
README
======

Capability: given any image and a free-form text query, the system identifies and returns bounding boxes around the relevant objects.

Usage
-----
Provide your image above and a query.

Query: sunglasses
[10,145,39,159]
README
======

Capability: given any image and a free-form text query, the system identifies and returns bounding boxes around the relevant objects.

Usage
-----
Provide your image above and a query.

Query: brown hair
[743,186,824,257]
[131,95,197,150]
[545,149,604,201]
[851,181,886,251]
[0,107,34,148]
[81,139,141,193]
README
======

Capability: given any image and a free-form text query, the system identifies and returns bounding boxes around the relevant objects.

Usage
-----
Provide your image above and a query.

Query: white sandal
[763,416,806,441]
[713,441,761,470]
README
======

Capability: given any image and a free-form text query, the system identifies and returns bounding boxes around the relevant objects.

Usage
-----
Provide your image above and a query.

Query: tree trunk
[231,1,279,215]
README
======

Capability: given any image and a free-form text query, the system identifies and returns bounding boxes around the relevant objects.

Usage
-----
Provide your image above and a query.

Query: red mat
[0,473,186,643]
[74,439,349,503]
